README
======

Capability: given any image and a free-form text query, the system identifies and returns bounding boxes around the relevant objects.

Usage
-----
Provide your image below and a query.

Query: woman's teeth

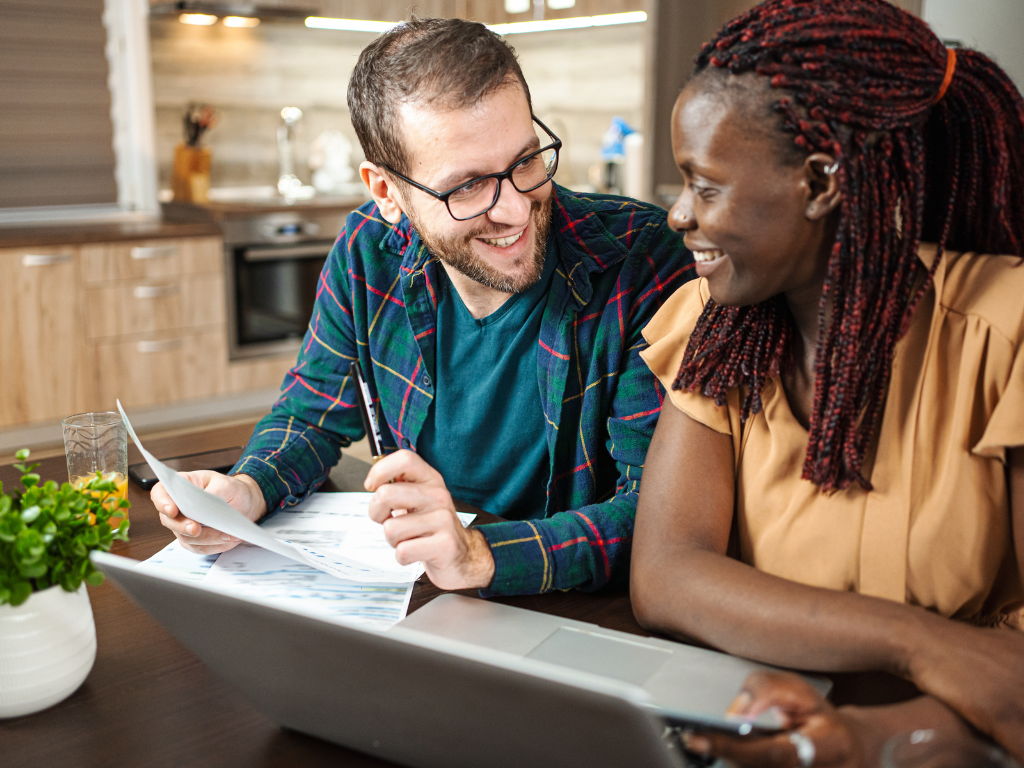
[482,231,523,248]
[693,249,724,263]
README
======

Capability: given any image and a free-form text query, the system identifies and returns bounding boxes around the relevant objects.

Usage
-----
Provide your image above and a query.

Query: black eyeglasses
[383,116,562,221]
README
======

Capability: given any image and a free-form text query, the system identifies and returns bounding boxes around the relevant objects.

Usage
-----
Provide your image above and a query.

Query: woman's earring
[824,162,839,176]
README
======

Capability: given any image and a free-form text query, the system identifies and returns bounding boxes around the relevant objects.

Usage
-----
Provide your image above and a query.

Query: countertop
[0,219,222,249]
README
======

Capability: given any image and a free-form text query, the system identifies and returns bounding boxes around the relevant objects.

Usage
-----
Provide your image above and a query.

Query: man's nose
[487,178,532,225]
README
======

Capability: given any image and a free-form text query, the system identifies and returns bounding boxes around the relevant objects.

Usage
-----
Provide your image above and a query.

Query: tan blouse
[641,245,1024,627]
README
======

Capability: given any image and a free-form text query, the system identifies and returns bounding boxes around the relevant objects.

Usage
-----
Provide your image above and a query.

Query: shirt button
[402,438,411,448]
[421,374,431,387]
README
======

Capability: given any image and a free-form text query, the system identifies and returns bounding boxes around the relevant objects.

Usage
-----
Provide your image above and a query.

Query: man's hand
[152,471,267,555]
[364,450,495,591]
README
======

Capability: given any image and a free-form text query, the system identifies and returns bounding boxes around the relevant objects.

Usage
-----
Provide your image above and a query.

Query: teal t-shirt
[416,249,557,520]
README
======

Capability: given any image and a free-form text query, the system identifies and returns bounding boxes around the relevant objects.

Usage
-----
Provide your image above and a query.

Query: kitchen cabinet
[78,236,228,410]
[0,245,83,426]
[0,233,293,431]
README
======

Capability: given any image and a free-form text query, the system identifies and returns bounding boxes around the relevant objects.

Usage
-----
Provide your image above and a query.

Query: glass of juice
[62,412,129,528]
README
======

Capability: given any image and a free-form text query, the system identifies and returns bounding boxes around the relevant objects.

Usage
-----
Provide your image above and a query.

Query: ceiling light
[547,0,576,8]
[179,12,218,25]
[504,0,530,12]
[223,15,260,27]
[488,10,646,34]
[304,17,396,33]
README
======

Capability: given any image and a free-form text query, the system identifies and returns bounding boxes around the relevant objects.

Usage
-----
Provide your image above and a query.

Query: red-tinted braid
[672,0,1024,491]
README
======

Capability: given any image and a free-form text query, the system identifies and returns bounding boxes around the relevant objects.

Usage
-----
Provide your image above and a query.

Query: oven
[223,209,350,360]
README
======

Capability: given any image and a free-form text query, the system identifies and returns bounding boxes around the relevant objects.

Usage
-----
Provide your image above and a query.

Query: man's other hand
[152,471,267,555]
[364,450,495,591]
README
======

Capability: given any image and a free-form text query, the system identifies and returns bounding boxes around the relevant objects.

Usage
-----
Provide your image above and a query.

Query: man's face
[394,84,554,294]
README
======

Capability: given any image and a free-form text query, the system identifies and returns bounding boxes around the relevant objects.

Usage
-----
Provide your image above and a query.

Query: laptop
[92,552,828,768]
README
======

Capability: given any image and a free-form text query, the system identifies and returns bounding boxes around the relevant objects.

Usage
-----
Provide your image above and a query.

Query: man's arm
[230,235,366,513]
[477,335,664,595]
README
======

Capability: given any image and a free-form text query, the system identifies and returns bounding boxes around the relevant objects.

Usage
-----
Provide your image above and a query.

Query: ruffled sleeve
[971,315,1024,462]
[640,278,732,435]
[933,250,1024,463]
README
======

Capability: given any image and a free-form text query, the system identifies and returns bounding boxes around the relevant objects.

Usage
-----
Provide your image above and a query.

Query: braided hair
[673,0,1024,492]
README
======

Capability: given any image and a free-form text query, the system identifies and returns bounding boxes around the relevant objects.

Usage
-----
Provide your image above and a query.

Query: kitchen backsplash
[150,19,644,192]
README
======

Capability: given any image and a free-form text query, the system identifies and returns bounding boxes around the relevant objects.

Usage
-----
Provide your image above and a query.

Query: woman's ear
[360,162,405,224]
[803,153,843,221]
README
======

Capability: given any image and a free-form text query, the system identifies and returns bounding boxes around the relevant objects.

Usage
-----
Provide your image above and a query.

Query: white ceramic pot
[0,583,96,718]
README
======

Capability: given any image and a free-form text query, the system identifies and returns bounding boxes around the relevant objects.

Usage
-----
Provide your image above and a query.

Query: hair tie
[933,47,957,104]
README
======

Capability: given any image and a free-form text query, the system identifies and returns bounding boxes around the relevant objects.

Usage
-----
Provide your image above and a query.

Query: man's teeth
[693,249,724,263]
[482,231,524,248]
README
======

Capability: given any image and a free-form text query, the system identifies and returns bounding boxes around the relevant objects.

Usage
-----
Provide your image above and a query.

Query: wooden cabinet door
[0,246,82,426]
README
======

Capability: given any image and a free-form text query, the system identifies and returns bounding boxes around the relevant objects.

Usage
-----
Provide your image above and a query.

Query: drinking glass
[62,412,129,527]
[881,729,1020,768]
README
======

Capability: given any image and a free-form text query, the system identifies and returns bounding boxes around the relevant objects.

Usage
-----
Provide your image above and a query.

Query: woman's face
[668,83,839,308]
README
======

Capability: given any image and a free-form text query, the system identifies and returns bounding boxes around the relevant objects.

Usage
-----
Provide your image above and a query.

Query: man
[153,17,693,596]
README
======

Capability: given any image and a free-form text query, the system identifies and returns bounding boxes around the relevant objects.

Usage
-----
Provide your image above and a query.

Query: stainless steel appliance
[222,208,350,360]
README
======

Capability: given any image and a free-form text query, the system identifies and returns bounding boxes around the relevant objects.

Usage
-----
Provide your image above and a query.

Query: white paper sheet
[117,401,419,583]
[204,543,414,631]
[260,493,477,581]
[135,540,219,583]
[136,540,414,630]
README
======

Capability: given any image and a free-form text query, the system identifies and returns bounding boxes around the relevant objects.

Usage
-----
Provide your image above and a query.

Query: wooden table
[0,424,915,767]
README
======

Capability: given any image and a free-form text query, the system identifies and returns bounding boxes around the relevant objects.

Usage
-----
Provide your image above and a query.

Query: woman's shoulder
[642,277,710,347]
[926,244,1024,345]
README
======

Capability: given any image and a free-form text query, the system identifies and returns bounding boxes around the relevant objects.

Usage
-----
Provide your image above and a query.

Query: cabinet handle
[130,245,178,260]
[133,284,181,299]
[137,339,183,353]
[22,253,73,267]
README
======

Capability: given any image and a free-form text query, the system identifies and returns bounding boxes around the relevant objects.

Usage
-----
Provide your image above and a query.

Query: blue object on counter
[600,116,637,163]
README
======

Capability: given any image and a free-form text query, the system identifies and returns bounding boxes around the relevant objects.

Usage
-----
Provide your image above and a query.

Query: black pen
[350,361,385,462]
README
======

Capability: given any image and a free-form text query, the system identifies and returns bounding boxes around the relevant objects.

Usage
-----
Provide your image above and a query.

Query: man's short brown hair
[347,17,533,177]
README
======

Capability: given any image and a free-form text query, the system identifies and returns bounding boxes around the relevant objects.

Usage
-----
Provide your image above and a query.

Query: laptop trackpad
[526,627,672,686]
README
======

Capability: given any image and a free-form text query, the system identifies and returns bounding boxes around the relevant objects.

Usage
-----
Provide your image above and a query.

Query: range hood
[150,1,317,21]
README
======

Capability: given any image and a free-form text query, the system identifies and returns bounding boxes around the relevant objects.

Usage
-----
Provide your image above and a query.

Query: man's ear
[803,153,843,221]
[360,162,405,224]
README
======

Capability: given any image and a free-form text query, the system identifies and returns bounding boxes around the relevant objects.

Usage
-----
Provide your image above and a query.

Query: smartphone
[127,447,245,490]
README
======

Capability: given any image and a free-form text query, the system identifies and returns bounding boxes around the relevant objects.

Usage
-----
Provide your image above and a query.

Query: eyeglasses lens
[447,147,558,220]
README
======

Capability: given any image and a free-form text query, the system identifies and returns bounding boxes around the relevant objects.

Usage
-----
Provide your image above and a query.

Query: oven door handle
[242,244,330,261]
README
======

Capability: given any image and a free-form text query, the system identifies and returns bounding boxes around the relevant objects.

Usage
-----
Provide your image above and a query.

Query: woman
[632,0,1024,764]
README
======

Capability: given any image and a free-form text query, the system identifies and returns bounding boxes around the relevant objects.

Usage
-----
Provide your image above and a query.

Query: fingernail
[186,523,199,536]
[164,504,173,514]
[681,732,710,756]
[221,533,233,542]
[726,691,753,716]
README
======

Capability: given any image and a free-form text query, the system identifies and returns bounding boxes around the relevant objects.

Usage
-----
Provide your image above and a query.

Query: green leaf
[21,474,40,488]
[18,562,47,579]
[85,568,104,586]
[9,580,32,606]
[14,448,29,461]
[21,505,41,523]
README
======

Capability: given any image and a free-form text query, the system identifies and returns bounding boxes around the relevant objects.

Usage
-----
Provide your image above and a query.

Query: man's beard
[408,195,553,294]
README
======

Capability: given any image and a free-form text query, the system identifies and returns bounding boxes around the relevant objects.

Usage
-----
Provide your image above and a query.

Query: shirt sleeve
[229,234,366,512]
[477,218,694,596]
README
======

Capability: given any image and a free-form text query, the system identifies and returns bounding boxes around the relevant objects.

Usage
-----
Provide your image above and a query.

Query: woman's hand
[910,620,1024,761]
[683,672,862,768]
[684,671,999,768]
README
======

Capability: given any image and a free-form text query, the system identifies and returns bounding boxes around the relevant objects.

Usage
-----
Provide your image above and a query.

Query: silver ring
[789,731,816,768]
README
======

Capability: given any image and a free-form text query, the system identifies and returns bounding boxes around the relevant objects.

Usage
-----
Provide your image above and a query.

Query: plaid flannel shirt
[232,185,694,596]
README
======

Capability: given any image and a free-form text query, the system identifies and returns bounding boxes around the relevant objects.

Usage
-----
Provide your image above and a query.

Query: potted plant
[0,449,129,718]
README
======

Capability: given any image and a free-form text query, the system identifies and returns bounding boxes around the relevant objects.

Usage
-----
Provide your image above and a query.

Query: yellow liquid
[71,472,128,527]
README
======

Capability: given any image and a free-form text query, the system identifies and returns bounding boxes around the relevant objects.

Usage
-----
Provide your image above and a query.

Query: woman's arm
[631,405,1024,756]
[632,403,931,674]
